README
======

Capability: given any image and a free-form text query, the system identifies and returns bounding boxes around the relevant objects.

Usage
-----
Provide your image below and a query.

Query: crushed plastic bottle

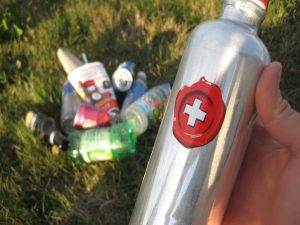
[73,103,111,129]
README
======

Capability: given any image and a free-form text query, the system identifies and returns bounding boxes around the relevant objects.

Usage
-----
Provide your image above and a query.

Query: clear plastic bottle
[124,83,171,136]
[67,122,136,163]
[25,111,69,150]
[120,71,148,119]
[60,81,82,134]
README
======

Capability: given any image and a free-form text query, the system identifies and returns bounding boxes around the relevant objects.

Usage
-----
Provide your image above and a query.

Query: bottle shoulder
[126,102,146,115]
[189,19,270,63]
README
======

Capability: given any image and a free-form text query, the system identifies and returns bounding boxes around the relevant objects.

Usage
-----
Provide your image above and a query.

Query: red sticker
[173,76,225,148]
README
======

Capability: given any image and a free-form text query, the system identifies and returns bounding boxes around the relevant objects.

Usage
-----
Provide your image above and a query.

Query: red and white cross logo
[184,98,207,127]
[173,76,226,148]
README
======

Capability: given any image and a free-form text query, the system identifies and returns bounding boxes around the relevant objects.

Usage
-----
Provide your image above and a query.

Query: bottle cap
[57,48,84,74]
[51,145,61,155]
[49,130,69,150]
[125,106,148,136]
[24,111,36,130]
[137,71,147,80]
[251,0,269,10]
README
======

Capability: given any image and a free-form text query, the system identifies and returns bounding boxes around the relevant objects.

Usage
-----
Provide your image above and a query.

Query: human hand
[222,62,300,225]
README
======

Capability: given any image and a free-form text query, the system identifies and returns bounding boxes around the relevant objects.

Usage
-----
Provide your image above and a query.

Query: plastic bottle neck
[220,0,266,33]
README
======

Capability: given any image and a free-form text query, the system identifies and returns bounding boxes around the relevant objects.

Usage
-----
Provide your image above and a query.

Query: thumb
[256,61,300,156]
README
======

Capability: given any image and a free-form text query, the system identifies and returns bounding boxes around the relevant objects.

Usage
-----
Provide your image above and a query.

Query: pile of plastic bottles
[24,48,171,163]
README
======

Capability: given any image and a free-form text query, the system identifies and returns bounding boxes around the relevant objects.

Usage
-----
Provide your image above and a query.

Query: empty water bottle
[124,83,171,136]
[25,111,69,150]
[60,81,82,134]
[120,71,148,119]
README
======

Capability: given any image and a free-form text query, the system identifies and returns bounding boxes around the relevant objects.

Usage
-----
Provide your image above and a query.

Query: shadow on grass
[84,17,180,86]
[63,136,154,225]
[59,19,181,225]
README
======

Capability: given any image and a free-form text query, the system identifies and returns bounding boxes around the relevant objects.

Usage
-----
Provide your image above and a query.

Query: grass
[0,0,299,224]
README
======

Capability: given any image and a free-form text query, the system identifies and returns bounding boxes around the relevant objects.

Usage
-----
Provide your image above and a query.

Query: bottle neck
[220,0,266,32]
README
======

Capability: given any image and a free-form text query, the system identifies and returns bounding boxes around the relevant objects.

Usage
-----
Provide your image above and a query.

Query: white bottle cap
[137,71,147,80]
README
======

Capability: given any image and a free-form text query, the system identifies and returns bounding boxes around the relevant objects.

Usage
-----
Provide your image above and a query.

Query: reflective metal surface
[129,1,270,224]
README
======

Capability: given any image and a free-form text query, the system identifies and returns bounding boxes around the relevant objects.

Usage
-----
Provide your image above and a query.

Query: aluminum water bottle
[129,0,270,225]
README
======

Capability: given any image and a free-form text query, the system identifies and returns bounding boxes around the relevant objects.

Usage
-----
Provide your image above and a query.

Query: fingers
[256,62,300,156]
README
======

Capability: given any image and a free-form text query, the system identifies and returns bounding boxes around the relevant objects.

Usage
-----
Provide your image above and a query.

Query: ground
[0,0,299,224]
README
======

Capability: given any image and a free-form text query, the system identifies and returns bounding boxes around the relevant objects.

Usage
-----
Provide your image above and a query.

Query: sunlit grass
[0,0,299,224]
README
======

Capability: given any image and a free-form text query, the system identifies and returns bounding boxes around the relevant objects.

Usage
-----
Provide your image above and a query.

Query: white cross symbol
[184,98,207,127]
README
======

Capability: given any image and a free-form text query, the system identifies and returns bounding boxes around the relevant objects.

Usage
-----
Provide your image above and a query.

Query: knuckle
[276,99,294,121]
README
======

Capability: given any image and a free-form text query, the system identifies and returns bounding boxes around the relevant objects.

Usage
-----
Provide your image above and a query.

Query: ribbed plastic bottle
[129,0,270,225]
[124,83,171,136]
[120,71,148,119]
[25,111,69,150]
[60,81,82,133]
[67,122,136,163]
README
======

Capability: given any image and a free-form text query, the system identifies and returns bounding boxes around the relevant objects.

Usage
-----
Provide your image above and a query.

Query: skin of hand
[222,62,300,225]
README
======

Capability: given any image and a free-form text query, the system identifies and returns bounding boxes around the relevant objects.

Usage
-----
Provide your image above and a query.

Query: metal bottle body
[129,3,270,225]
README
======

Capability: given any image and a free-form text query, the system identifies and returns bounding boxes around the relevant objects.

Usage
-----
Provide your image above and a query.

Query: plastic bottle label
[128,82,147,99]
[121,81,147,113]
[87,150,112,162]
[135,84,171,124]
[78,130,112,163]
[62,82,76,96]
